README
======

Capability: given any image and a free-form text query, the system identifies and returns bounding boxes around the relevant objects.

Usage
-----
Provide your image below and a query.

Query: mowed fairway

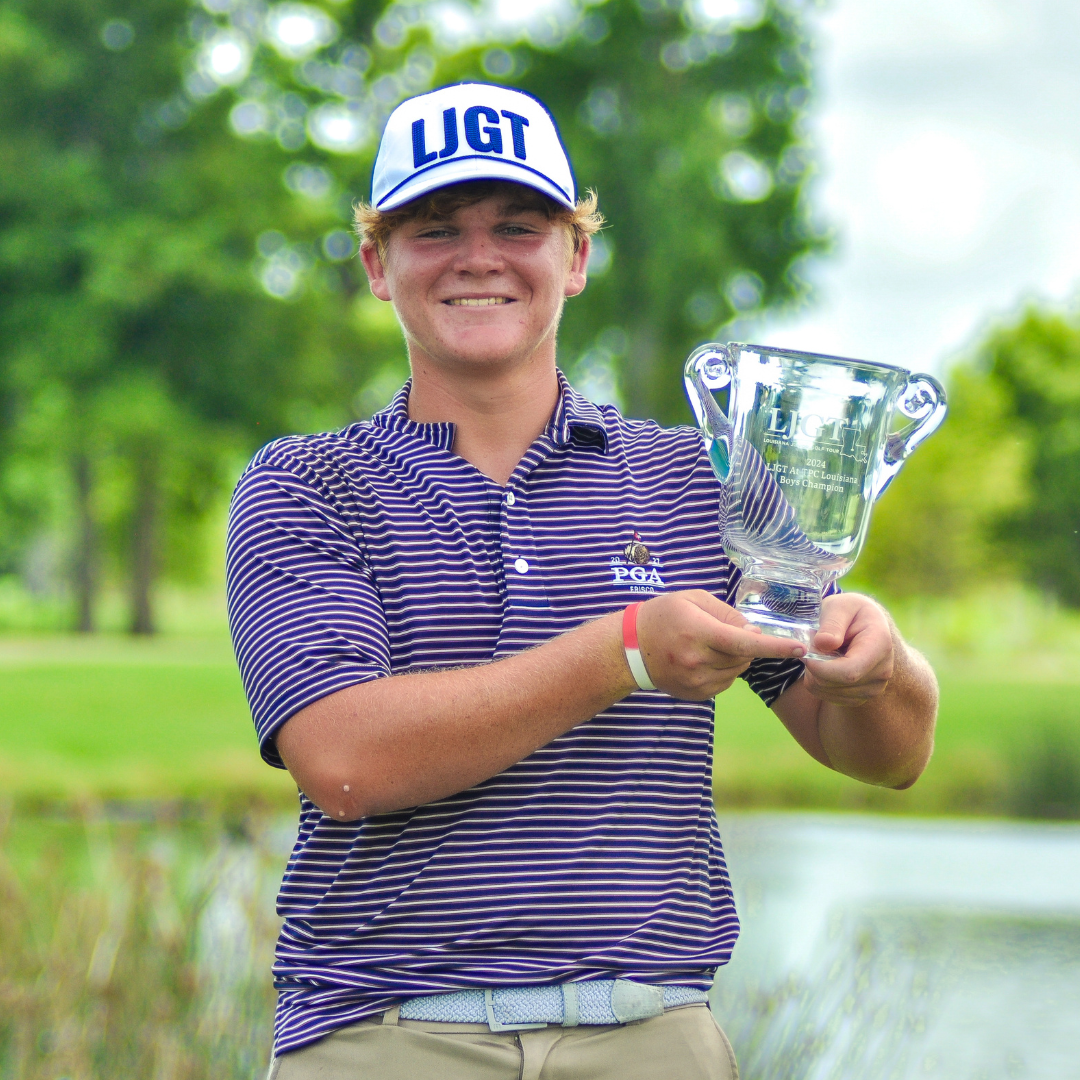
[0,636,296,802]
[1,634,1077,814]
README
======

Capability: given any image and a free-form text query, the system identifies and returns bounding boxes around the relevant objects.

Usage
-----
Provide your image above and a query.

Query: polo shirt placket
[500,438,557,633]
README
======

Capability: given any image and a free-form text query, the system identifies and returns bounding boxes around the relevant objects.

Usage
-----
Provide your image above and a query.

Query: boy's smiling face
[360,188,589,377]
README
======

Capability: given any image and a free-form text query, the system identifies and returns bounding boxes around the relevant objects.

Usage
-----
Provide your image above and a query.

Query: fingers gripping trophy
[684,343,947,658]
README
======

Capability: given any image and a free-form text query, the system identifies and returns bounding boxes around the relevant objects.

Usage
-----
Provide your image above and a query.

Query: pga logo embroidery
[610,532,666,594]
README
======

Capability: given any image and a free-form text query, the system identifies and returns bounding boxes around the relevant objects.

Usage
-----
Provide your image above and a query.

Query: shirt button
[505,491,516,506]
[513,558,530,575]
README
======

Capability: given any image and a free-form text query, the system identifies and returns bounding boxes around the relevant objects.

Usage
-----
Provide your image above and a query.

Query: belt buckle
[483,989,547,1032]
[610,979,665,1023]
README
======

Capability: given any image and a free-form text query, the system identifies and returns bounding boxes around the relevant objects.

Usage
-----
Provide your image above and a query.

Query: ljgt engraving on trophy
[763,408,867,462]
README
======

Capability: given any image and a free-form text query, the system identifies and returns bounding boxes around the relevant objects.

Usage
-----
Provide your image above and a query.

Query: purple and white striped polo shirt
[226,374,806,1056]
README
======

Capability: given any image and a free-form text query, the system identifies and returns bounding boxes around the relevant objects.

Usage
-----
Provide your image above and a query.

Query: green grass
[713,668,1080,817]
[1,587,1079,816]
[709,587,1080,816]
[0,634,295,805]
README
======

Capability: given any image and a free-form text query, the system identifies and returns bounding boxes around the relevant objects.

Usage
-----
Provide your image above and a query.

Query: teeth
[447,297,511,306]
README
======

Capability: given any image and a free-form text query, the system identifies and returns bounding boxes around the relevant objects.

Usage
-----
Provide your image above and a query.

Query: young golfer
[226,82,937,1080]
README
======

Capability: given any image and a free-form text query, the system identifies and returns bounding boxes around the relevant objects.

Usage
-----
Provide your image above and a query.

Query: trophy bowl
[684,342,947,657]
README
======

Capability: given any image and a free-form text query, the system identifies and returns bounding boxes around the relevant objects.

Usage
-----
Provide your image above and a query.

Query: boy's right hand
[635,590,806,700]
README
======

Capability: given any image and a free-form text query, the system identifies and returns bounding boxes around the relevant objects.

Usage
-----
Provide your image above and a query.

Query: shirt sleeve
[738,581,842,707]
[740,656,805,707]
[226,449,390,768]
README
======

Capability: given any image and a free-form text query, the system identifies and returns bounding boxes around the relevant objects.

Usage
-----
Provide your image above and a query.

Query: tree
[850,303,1080,610]
[1,0,826,631]
[848,362,1027,600]
[489,0,825,423]
[210,0,826,424]
[0,0,401,632]
[979,308,1080,607]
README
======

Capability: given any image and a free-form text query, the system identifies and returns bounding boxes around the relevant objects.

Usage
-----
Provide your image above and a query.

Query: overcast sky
[749,0,1080,376]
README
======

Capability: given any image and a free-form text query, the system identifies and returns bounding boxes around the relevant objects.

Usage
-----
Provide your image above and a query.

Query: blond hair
[354,180,603,261]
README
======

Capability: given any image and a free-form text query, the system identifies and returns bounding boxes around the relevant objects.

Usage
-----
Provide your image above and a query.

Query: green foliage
[851,362,1027,599]
[434,0,827,422]
[854,304,1080,607]
[0,0,825,628]
[1010,722,1080,820]
[190,0,825,427]
[979,308,1080,607]
[0,0,404,630]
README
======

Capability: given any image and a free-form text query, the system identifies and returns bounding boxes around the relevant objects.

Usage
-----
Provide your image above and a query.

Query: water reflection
[713,814,1080,1079]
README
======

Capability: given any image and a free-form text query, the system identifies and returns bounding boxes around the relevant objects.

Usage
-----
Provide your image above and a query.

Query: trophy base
[733,575,840,661]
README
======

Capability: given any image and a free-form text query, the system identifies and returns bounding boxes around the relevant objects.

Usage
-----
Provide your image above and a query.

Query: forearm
[277,609,636,819]
[817,637,938,787]
[774,629,938,789]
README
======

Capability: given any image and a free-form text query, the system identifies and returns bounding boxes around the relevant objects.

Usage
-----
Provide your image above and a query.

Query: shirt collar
[550,370,609,452]
[369,381,456,452]
[370,372,609,455]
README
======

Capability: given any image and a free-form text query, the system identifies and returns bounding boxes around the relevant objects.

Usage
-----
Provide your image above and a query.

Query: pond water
[201,812,1079,1078]
[711,814,1080,1080]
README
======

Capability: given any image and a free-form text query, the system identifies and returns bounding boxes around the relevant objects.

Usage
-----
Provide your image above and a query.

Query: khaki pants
[268,1003,738,1080]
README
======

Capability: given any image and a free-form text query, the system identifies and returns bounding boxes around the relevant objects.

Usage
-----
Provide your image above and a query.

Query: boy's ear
[564,234,590,299]
[360,241,392,301]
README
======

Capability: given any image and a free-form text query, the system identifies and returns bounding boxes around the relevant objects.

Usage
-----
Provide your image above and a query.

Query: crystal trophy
[684,342,947,656]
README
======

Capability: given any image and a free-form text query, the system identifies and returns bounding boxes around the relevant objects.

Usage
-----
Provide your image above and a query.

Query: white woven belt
[399,980,710,1031]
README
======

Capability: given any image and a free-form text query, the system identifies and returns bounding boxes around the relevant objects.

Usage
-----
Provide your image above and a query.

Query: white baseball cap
[370,82,576,212]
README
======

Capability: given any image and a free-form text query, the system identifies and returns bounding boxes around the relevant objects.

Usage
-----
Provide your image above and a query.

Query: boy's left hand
[802,593,896,708]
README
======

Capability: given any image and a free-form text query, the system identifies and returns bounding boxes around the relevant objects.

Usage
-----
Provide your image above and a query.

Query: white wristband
[622,603,656,691]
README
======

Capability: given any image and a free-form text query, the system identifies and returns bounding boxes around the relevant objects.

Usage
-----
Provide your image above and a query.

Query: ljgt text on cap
[371,83,576,212]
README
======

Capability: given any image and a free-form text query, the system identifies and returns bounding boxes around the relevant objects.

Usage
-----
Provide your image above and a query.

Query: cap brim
[376,154,574,212]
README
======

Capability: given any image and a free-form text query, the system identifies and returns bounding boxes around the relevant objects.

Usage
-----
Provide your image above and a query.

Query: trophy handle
[684,344,735,432]
[684,344,736,480]
[872,373,948,500]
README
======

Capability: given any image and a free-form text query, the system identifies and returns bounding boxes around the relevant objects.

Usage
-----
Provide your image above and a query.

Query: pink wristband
[622,603,656,691]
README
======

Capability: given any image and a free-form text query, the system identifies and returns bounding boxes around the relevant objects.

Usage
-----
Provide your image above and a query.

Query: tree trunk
[72,451,97,633]
[129,449,159,636]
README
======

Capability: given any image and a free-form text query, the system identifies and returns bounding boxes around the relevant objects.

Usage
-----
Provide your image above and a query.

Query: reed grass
[3,804,1074,1079]
[0,803,281,1080]
[2,801,909,1080]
